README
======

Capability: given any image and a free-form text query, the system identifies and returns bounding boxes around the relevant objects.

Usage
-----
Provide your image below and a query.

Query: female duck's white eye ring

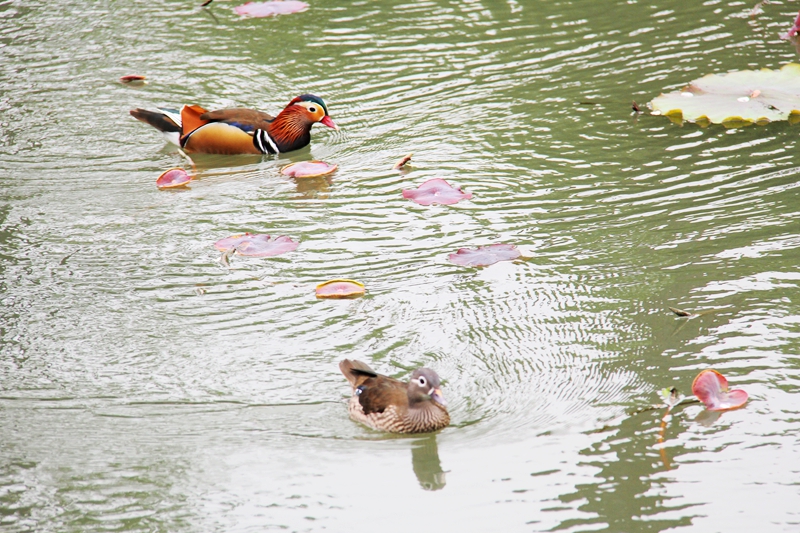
[418,376,427,386]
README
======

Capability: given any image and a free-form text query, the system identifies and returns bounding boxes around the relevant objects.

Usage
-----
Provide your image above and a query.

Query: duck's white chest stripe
[255,129,280,154]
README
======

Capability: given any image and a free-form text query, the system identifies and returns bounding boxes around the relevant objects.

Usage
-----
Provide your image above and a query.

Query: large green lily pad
[649,63,800,127]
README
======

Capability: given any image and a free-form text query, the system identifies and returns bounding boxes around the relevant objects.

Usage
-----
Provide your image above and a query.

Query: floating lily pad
[402,178,472,206]
[234,0,308,17]
[315,279,365,299]
[214,234,298,257]
[280,161,337,178]
[691,369,748,412]
[156,168,192,189]
[448,244,521,267]
[649,63,800,126]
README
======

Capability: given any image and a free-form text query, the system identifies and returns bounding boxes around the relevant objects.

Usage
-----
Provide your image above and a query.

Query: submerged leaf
[214,234,298,257]
[669,307,693,317]
[649,64,800,126]
[691,369,748,412]
[448,244,521,267]
[234,0,308,17]
[402,178,472,206]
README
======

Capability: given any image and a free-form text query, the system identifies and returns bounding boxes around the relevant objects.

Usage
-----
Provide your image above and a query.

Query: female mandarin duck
[339,359,450,434]
[130,94,338,155]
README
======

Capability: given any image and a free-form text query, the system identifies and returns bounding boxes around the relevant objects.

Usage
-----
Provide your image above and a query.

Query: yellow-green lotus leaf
[649,63,800,126]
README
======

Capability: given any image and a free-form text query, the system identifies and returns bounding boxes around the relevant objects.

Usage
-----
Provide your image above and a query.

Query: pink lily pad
[402,178,472,206]
[280,160,337,178]
[214,233,298,257]
[448,244,522,267]
[234,0,308,17]
[315,279,365,299]
[156,168,192,189]
[691,369,748,412]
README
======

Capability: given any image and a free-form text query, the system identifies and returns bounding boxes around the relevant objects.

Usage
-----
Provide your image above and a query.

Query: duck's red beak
[320,115,339,130]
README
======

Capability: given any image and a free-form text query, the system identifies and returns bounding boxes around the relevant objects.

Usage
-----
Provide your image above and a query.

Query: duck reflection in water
[411,434,446,491]
[338,359,450,490]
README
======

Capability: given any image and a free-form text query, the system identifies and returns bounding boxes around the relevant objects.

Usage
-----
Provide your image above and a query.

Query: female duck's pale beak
[320,115,339,130]
[431,388,447,407]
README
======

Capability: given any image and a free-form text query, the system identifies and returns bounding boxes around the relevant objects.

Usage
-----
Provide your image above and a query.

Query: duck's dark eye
[309,106,317,113]
[418,376,427,386]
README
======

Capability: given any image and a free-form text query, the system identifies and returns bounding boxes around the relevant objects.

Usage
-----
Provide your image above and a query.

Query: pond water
[2,0,800,531]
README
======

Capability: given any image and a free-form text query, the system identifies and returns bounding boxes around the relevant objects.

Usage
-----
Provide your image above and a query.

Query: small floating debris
[402,178,472,206]
[393,152,413,170]
[315,279,365,299]
[156,168,192,189]
[691,369,748,412]
[214,234,298,257]
[234,0,308,17]
[119,74,147,86]
[448,243,521,267]
[668,307,693,317]
[280,160,337,178]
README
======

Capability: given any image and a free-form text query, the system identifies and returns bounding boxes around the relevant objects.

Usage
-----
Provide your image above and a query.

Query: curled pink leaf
[402,178,472,206]
[156,168,192,189]
[214,234,298,257]
[780,10,800,40]
[234,0,308,17]
[691,369,748,411]
[448,243,522,267]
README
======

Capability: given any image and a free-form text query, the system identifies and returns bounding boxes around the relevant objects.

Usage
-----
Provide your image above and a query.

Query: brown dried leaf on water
[631,101,641,113]
[669,307,693,317]
[119,74,147,86]
[200,0,213,6]
[393,152,413,170]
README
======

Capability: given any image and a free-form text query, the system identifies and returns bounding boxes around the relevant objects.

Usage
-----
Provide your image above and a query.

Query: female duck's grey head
[408,368,447,407]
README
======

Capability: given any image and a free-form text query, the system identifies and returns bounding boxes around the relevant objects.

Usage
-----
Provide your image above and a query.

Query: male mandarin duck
[130,94,337,155]
[339,359,450,434]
